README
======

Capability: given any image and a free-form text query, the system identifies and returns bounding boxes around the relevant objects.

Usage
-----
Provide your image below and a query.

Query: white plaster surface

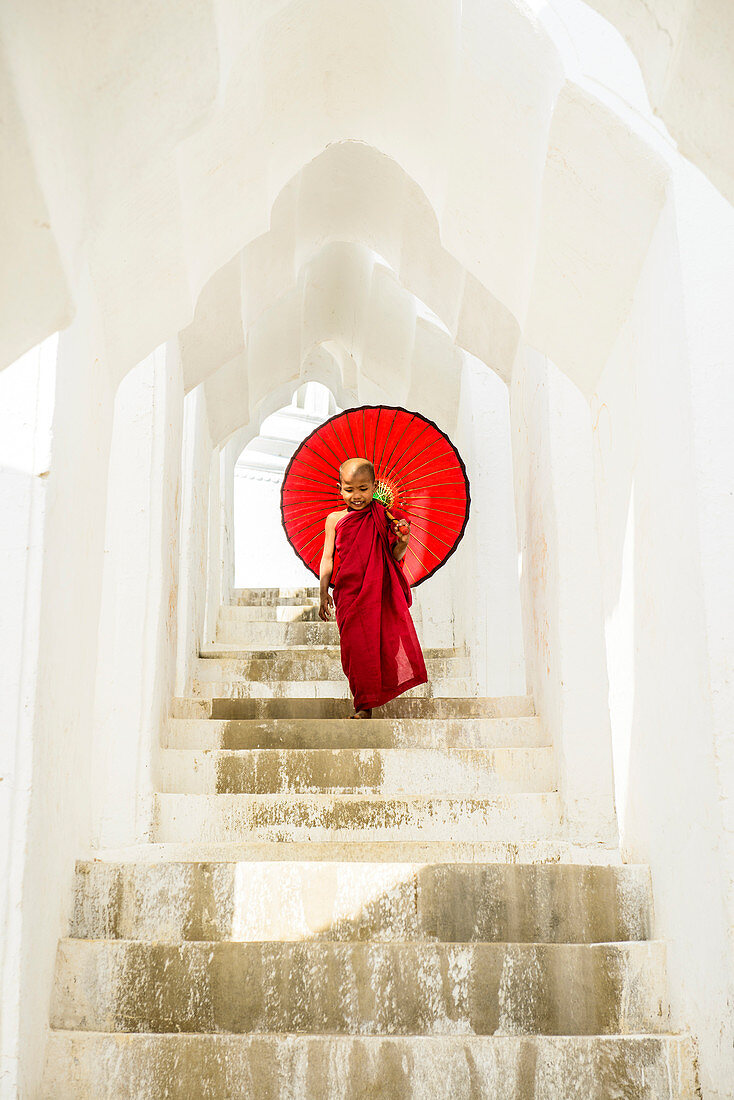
[0,2,733,1095]
[91,347,183,849]
[233,386,334,589]
[591,156,734,1097]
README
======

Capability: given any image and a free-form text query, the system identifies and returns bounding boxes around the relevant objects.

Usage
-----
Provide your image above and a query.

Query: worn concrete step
[220,603,320,623]
[194,652,469,682]
[231,586,320,605]
[50,939,668,1036]
[157,747,556,796]
[201,645,460,660]
[171,696,536,721]
[221,604,424,625]
[153,792,562,843]
[217,620,342,646]
[83,839,623,866]
[164,716,548,751]
[70,861,651,943]
[189,677,473,700]
[41,1032,699,1100]
[215,624,446,650]
[226,604,320,622]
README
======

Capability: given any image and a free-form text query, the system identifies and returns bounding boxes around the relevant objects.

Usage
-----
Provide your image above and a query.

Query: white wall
[450,355,525,696]
[175,384,214,693]
[0,336,56,1095]
[235,471,316,589]
[233,384,337,590]
[91,346,183,848]
[1,299,118,1097]
[592,157,734,1098]
[511,347,617,847]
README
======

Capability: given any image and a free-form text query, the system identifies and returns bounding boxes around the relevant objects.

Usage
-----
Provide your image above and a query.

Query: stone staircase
[42,587,698,1097]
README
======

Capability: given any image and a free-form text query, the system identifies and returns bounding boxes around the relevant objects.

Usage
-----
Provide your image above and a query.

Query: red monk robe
[332,499,427,712]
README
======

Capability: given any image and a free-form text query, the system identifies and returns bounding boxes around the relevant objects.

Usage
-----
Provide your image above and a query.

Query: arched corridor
[2,2,734,1096]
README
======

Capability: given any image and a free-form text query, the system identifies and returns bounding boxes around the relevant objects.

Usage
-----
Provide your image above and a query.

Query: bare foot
[349,708,373,719]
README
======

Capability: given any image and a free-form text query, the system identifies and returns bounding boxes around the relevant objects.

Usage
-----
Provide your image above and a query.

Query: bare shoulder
[325,509,347,529]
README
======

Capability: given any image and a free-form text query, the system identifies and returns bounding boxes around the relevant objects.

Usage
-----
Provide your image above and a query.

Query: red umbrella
[280,405,470,587]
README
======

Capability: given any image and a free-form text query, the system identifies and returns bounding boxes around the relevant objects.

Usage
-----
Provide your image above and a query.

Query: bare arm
[318,513,339,620]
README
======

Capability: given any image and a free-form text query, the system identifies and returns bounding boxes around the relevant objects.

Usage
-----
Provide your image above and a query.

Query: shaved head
[339,458,375,485]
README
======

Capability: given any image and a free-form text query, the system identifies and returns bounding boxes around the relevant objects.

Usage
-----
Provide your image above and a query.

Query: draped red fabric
[332,501,427,711]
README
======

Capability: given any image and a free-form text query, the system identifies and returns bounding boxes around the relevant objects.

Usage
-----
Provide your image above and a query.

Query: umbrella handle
[386,510,410,536]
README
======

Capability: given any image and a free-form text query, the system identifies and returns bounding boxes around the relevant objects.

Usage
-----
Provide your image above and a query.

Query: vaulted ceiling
[2,0,726,430]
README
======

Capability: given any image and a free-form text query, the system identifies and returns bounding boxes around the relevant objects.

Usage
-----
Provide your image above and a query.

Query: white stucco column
[591,157,734,1098]
[511,346,617,846]
[450,355,525,695]
[1,293,118,1097]
[175,384,214,694]
[90,345,183,848]
[0,336,56,1095]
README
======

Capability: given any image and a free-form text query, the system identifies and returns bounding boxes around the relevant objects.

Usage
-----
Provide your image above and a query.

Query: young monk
[318,457,428,718]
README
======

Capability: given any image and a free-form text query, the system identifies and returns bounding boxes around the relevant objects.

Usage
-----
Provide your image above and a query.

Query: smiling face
[339,458,375,510]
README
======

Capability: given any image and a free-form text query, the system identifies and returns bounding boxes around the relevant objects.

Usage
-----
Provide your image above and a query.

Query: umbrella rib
[375,408,397,474]
[402,493,468,506]
[378,414,411,477]
[283,513,341,531]
[403,517,454,548]
[389,419,433,473]
[371,407,382,469]
[399,446,456,481]
[283,490,343,504]
[406,513,465,537]
[299,528,328,555]
[302,434,344,470]
[401,467,466,490]
[283,471,340,490]
[380,415,417,479]
[401,505,466,524]
[382,420,430,484]
[345,411,361,461]
[318,422,351,465]
[403,478,467,492]
[404,528,443,564]
[284,508,340,528]
[293,449,340,478]
[286,466,339,492]
[283,498,341,513]
[390,433,446,480]
[332,423,356,465]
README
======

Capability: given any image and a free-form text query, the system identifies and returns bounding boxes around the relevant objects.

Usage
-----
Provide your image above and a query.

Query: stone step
[157,747,556,796]
[194,652,469,681]
[41,1032,699,1100]
[70,861,651,943]
[231,586,320,605]
[201,645,460,660]
[189,677,473,700]
[215,619,431,647]
[171,696,536,721]
[217,620,342,645]
[153,792,562,844]
[221,604,320,622]
[50,939,668,1036]
[221,603,424,625]
[164,716,548,751]
[83,839,623,865]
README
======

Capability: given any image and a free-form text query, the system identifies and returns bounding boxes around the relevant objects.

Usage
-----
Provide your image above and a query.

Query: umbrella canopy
[280,405,470,587]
